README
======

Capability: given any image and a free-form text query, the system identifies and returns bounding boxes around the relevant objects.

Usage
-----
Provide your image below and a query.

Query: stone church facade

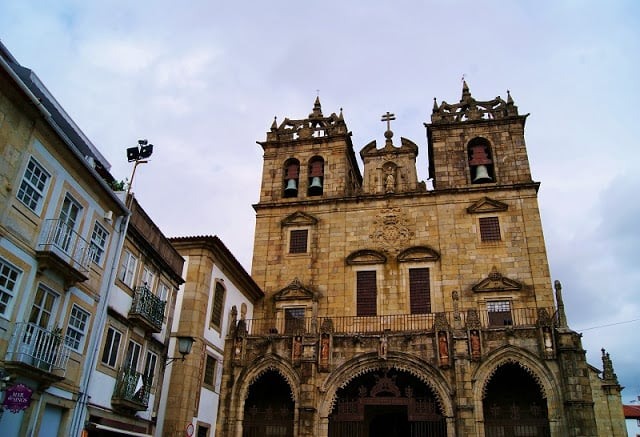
[216,84,625,436]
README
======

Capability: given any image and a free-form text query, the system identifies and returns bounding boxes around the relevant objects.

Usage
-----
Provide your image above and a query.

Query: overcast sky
[2,1,638,402]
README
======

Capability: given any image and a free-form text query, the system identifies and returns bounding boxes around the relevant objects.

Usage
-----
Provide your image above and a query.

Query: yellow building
[0,42,129,435]
[216,85,625,436]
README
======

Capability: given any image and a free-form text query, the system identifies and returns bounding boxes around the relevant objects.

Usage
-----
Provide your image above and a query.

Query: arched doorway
[483,363,550,437]
[328,368,446,437]
[243,370,294,437]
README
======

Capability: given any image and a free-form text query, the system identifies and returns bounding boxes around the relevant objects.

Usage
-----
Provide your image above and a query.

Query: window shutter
[409,268,431,314]
[357,271,377,316]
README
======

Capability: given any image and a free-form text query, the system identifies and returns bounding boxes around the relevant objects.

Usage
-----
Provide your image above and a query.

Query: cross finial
[381,111,396,132]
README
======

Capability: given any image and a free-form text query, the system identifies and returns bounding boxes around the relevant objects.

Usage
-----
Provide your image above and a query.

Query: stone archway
[242,369,295,437]
[326,364,448,437]
[483,362,550,437]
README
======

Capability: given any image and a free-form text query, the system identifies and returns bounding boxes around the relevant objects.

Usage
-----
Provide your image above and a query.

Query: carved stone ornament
[345,249,387,266]
[536,308,552,327]
[433,312,450,332]
[369,207,413,254]
[431,81,521,124]
[281,211,318,228]
[320,318,334,334]
[466,197,509,214]
[472,267,523,293]
[396,246,440,263]
[273,277,318,302]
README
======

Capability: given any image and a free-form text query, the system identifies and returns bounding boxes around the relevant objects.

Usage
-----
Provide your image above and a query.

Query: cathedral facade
[216,84,625,437]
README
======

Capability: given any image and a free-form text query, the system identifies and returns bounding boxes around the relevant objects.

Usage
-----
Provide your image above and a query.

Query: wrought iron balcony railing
[242,307,550,336]
[36,219,91,285]
[5,322,72,377]
[112,367,150,411]
[128,285,166,333]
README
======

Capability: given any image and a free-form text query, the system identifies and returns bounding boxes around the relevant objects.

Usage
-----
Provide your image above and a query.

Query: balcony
[36,219,90,287]
[4,322,72,385]
[128,285,166,333]
[243,307,551,336]
[111,367,150,412]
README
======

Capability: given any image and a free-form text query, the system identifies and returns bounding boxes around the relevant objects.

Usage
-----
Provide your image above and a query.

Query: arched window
[467,138,495,184]
[307,156,324,196]
[283,159,300,198]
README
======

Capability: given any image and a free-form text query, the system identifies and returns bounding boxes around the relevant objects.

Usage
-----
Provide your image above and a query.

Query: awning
[90,423,153,437]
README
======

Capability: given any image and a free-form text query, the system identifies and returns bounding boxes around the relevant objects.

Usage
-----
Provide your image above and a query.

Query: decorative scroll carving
[466,309,481,329]
[370,207,413,254]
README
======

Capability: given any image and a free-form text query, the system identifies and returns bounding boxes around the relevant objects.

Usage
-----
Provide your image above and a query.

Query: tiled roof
[624,404,640,418]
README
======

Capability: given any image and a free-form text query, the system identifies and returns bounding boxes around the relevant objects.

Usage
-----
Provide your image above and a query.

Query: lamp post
[165,336,195,366]
[126,139,154,197]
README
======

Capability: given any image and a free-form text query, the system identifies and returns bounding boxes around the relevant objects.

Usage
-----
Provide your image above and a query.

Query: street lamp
[165,336,195,366]
[126,139,154,196]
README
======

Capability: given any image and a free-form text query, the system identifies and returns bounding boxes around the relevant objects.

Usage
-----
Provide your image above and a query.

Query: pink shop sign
[3,384,33,413]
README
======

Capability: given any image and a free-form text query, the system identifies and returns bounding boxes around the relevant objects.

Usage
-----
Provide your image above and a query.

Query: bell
[473,165,492,183]
[284,179,298,195]
[308,176,323,195]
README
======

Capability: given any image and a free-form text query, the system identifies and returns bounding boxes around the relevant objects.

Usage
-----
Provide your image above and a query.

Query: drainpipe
[68,210,131,436]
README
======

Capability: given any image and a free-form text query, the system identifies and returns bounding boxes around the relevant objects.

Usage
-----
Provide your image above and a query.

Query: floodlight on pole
[126,139,154,197]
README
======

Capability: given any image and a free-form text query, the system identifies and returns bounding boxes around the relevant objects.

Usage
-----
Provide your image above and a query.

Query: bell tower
[256,97,362,204]
[426,81,534,190]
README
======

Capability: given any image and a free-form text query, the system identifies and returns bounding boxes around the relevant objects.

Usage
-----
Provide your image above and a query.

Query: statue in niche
[438,332,449,366]
[319,333,330,370]
[470,329,481,360]
[385,170,395,193]
[543,327,554,356]
[292,335,302,361]
[379,335,388,360]
[233,336,243,360]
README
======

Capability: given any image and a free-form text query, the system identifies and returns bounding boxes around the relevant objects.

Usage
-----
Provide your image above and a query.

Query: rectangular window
[210,282,225,329]
[487,301,512,327]
[119,250,138,287]
[29,286,59,329]
[409,268,431,314]
[17,157,50,213]
[157,282,169,301]
[357,270,377,316]
[101,327,122,367]
[479,216,501,242]
[125,340,142,370]
[0,258,21,317]
[144,351,158,387]
[289,229,308,254]
[141,265,156,291]
[203,354,217,388]
[90,222,109,265]
[284,307,305,333]
[64,304,90,352]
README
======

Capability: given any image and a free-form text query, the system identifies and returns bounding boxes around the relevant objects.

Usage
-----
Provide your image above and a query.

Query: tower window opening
[468,138,495,184]
[308,157,324,196]
[284,160,300,198]
[479,217,501,242]
[289,229,308,254]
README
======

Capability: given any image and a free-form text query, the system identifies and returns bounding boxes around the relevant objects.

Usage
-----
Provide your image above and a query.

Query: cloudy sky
[2,1,638,401]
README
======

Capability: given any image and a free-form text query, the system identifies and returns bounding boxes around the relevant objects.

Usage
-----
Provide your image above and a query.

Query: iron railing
[5,322,72,375]
[243,307,550,336]
[38,219,91,273]
[129,285,166,332]
[112,367,150,409]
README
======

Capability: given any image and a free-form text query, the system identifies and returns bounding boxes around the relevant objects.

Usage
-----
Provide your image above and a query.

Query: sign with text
[3,384,33,413]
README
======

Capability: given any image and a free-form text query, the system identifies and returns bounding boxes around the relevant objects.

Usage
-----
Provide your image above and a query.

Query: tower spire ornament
[381,111,396,147]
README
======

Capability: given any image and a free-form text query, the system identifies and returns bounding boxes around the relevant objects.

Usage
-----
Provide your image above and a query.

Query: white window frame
[157,281,169,301]
[17,156,50,214]
[119,250,138,287]
[101,326,122,368]
[125,339,142,370]
[144,350,158,388]
[141,265,156,292]
[0,258,22,318]
[64,304,91,352]
[89,222,109,266]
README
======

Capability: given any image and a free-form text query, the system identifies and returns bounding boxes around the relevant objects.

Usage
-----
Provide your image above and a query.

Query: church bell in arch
[469,145,493,183]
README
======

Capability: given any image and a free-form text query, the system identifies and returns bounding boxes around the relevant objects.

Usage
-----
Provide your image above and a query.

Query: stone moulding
[345,249,387,265]
[472,267,523,293]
